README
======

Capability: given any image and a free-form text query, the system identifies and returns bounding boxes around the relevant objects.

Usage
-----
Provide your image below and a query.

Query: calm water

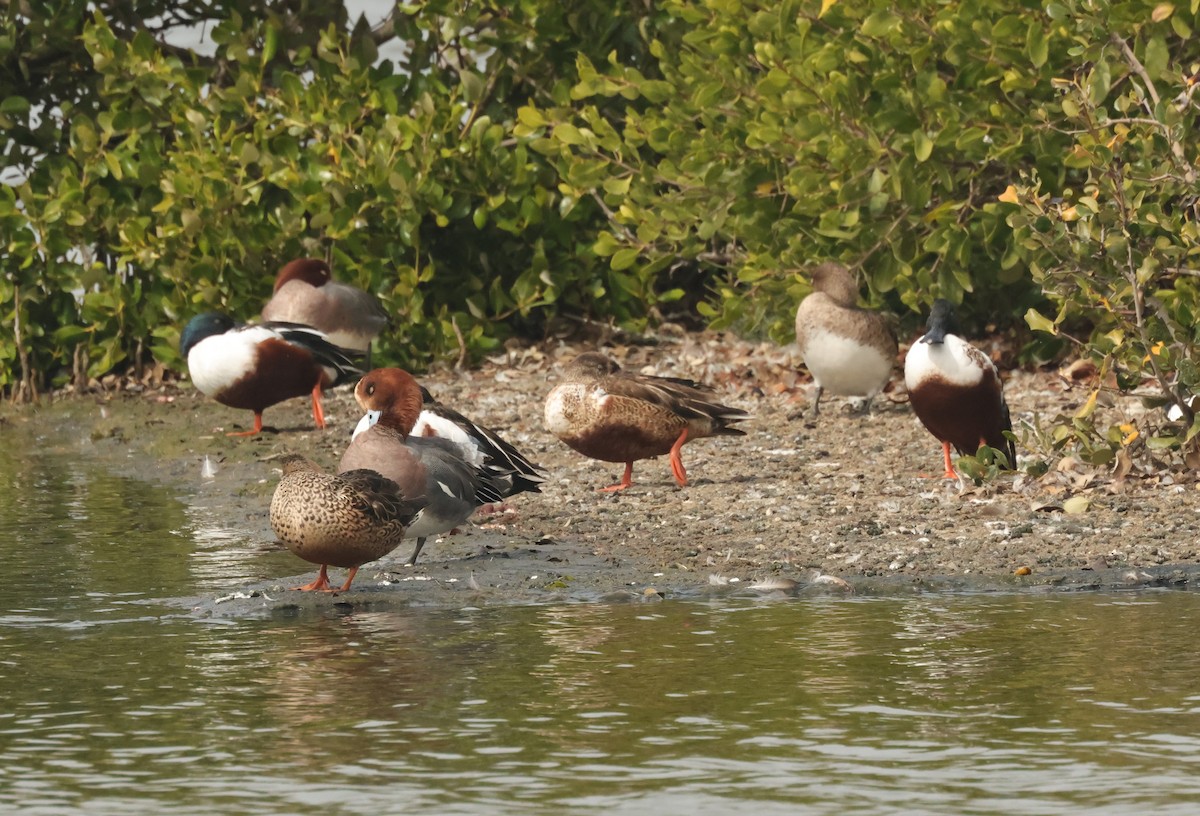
[4,437,1200,814]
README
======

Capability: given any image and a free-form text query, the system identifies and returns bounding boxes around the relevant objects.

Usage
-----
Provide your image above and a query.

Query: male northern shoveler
[543,352,750,492]
[353,385,546,500]
[794,262,898,416]
[261,258,389,359]
[904,299,1016,478]
[338,368,507,565]
[270,454,426,592]
[180,312,362,436]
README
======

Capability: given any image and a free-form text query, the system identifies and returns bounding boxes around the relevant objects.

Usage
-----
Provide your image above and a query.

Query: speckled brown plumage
[269,454,425,591]
[544,352,749,491]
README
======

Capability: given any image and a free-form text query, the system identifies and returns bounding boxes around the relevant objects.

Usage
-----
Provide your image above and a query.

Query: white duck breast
[186,326,276,396]
[804,328,893,396]
[904,334,990,389]
[543,382,591,436]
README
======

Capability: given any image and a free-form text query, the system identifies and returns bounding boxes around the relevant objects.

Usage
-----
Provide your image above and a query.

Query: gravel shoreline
[12,331,1200,614]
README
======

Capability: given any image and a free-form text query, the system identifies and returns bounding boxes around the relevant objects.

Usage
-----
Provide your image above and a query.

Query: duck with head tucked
[262,258,389,363]
[904,299,1015,478]
[270,454,426,592]
[180,312,362,436]
[544,352,750,492]
[794,261,897,417]
[339,368,508,565]
[354,384,546,503]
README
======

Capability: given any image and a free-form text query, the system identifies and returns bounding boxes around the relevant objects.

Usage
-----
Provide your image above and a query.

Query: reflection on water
[4,433,1200,813]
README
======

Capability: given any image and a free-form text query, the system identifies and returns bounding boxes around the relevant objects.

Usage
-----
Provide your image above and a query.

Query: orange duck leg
[668,428,690,486]
[941,441,956,480]
[310,383,327,429]
[598,462,635,493]
[228,412,265,437]
[293,564,333,591]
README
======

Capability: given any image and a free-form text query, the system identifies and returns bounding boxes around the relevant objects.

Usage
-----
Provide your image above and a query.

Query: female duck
[904,299,1015,478]
[270,455,426,592]
[544,352,749,491]
[339,368,506,565]
[180,312,361,436]
[794,262,897,416]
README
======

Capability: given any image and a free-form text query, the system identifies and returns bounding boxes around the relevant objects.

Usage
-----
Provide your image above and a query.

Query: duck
[180,312,362,436]
[338,368,508,565]
[261,258,389,361]
[904,299,1016,478]
[543,351,750,491]
[270,454,426,592]
[794,261,897,416]
[353,384,546,501]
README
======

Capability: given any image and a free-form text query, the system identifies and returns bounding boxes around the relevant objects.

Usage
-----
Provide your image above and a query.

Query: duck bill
[352,410,382,439]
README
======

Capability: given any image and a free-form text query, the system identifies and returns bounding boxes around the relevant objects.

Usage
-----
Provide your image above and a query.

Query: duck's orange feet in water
[598,462,634,492]
[668,428,690,486]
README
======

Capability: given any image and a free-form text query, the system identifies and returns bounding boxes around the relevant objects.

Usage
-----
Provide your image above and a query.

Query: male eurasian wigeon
[904,299,1015,478]
[353,385,546,500]
[338,368,507,565]
[543,352,749,491]
[794,262,897,416]
[180,312,361,436]
[261,258,389,359]
[270,454,426,592]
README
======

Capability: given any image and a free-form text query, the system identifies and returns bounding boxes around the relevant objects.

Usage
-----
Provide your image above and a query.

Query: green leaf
[1143,36,1168,79]
[1025,308,1058,335]
[861,11,900,37]
[912,130,933,162]
[1087,60,1111,107]
[602,176,631,196]
[1026,22,1048,68]
[517,106,545,128]
[0,95,29,115]
[610,248,639,271]
[461,70,484,102]
[554,123,585,146]
[640,81,673,103]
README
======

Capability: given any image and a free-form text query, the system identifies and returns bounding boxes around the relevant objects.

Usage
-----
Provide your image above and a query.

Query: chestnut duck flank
[270,454,426,592]
[180,312,362,436]
[544,352,750,491]
[794,262,898,416]
[338,368,507,565]
[262,258,389,356]
[904,299,1015,478]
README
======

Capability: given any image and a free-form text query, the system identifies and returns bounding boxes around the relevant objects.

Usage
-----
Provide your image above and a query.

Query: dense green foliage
[1,1,661,397]
[1005,1,1200,462]
[5,0,1200,468]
